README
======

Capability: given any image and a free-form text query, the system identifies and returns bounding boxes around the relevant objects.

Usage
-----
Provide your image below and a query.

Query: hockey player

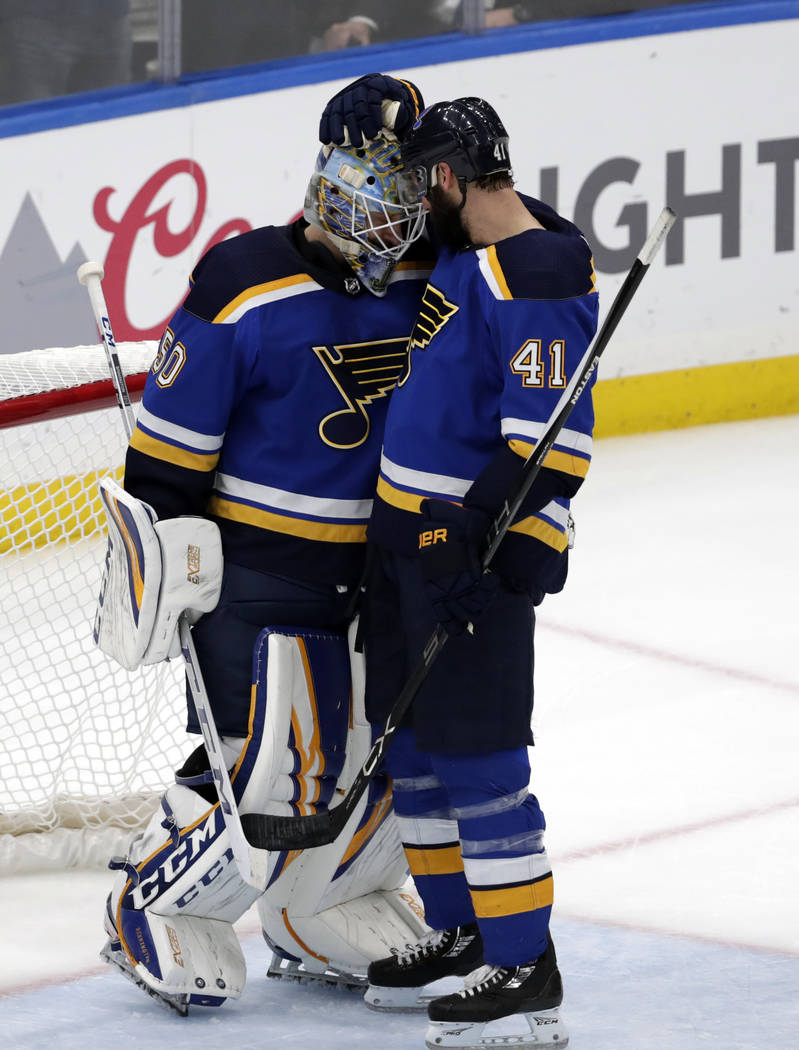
[325,85,598,1049]
[93,127,436,1012]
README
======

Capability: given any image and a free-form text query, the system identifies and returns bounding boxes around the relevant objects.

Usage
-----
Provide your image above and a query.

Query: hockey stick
[241,205,676,853]
[77,261,272,892]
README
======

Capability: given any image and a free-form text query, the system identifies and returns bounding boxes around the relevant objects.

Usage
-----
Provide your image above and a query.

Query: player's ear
[435,162,456,191]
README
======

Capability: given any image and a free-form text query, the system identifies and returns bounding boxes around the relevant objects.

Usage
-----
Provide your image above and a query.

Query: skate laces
[459,963,512,998]
[394,927,452,967]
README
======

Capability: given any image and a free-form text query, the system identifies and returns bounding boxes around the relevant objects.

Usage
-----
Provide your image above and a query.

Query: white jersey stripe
[380,452,472,499]
[214,473,372,521]
[217,277,323,324]
[136,404,225,452]
[502,416,594,457]
[476,247,505,300]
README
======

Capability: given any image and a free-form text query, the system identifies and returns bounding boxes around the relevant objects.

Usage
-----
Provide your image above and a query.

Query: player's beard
[427,185,470,252]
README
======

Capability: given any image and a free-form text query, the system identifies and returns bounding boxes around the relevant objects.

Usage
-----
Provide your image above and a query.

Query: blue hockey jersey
[124,221,433,586]
[369,199,599,594]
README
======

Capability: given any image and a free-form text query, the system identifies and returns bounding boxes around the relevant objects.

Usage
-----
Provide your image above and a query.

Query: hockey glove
[319,73,424,147]
[418,500,501,637]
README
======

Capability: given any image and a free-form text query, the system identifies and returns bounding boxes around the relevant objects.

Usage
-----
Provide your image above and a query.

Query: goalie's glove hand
[418,500,500,637]
[319,73,424,147]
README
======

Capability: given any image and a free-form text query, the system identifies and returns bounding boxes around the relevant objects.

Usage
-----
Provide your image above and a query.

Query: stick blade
[241,810,340,852]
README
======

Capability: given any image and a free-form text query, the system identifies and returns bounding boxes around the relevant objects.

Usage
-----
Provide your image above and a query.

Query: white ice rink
[2,414,798,1049]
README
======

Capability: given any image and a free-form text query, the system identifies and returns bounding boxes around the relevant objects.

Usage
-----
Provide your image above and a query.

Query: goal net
[0,344,188,874]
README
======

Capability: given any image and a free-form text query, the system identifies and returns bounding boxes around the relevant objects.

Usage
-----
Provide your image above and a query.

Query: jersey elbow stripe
[508,514,569,551]
[504,419,593,458]
[130,426,220,472]
[136,405,224,452]
[377,475,451,514]
[404,843,465,877]
[213,273,321,323]
[470,873,554,918]
[378,454,471,512]
[208,494,367,543]
[508,438,590,479]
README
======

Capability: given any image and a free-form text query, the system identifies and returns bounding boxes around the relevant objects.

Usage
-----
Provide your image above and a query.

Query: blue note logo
[313,337,409,449]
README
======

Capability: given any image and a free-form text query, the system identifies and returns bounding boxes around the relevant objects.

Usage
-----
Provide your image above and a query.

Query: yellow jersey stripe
[405,844,465,877]
[508,438,590,479]
[376,475,431,514]
[130,427,220,472]
[208,494,367,543]
[213,273,316,323]
[509,515,569,551]
[471,875,554,919]
[486,244,513,300]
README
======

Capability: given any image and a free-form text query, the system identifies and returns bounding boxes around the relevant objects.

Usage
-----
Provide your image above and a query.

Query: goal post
[0,344,188,875]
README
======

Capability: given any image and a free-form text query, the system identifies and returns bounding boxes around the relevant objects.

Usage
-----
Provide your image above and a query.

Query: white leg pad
[255,622,430,973]
[126,910,246,1004]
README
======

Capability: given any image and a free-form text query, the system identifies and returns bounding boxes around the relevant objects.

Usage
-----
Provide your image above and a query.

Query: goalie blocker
[96,483,427,1010]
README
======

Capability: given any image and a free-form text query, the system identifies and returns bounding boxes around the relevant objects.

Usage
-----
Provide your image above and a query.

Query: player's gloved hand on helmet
[319,73,424,147]
[417,499,501,637]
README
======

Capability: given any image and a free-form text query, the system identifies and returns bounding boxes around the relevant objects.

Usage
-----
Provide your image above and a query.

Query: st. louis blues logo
[313,337,409,448]
[408,284,458,351]
[398,284,459,386]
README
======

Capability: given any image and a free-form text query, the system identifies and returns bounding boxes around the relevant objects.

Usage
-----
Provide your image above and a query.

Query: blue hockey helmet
[400,97,512,194]
[304,137,426,296]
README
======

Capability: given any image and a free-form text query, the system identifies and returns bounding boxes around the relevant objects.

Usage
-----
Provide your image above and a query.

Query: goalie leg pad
[117,910,245,1007]
[104,761,257,1007]
[252,624,429,975]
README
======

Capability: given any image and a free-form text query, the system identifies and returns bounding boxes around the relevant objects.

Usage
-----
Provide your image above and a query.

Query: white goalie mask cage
[303,138,426,295]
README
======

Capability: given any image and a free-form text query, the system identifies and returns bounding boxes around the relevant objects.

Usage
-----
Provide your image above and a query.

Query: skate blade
[100,940,190,1017]
[266,953,367,992]
[425,1007,569,1049]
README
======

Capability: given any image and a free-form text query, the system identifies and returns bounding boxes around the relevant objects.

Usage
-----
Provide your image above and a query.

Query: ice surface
[2,415,798,1049]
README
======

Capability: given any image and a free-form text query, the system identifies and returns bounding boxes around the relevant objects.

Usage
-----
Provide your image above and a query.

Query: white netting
[0,343,158,400]
[0,344,189,873]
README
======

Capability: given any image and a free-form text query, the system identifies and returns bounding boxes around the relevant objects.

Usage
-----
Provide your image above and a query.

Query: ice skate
[365,922,484,1012]
[424,936,568,1048]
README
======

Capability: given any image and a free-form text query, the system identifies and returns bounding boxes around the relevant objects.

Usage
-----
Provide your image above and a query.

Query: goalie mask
[304,137,426,297]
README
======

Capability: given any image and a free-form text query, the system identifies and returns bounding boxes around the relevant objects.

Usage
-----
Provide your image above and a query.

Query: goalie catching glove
[94,476,222,670]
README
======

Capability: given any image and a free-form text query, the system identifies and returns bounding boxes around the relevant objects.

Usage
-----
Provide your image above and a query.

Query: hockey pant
[106,624,427,1007]
[385,727,553,966]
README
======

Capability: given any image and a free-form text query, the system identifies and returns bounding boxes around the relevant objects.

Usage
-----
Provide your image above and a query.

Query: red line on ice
[541,622,799,696]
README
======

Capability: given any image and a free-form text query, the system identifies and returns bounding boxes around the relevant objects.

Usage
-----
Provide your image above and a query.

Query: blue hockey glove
[319,73,424,147]
[417,500,501,637]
